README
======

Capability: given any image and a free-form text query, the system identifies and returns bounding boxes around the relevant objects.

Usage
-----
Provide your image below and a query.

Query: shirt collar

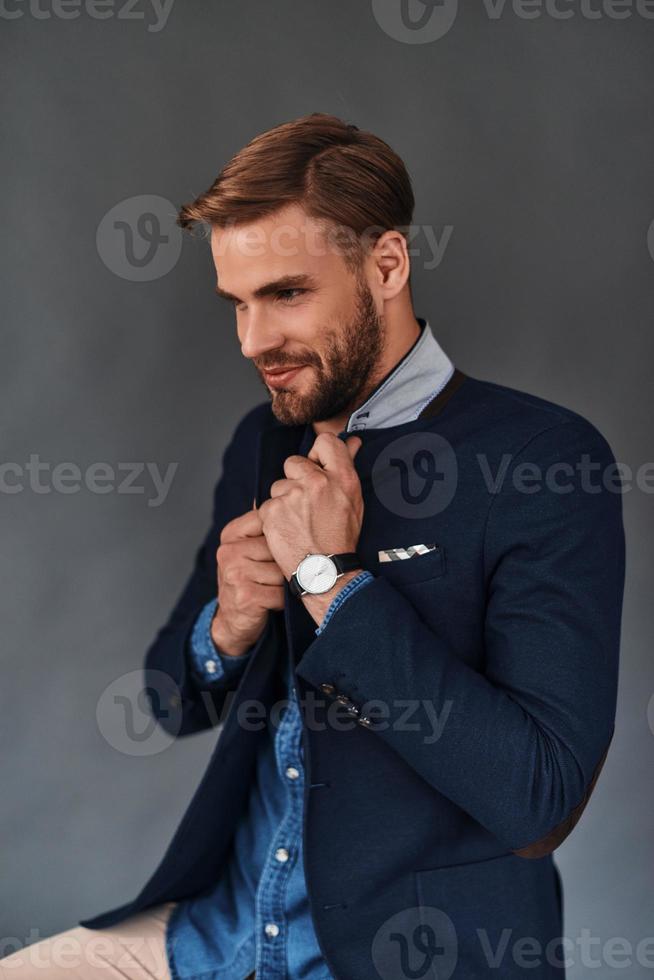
[344,317,454,432]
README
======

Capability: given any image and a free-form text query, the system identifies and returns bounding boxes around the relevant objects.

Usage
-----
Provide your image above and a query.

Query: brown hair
[176,112,415,272]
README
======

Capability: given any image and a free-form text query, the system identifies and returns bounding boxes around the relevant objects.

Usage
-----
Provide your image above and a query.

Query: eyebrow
[214,273,319,304]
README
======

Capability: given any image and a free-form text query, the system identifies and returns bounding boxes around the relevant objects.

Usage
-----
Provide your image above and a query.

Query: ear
[371,229,410,300]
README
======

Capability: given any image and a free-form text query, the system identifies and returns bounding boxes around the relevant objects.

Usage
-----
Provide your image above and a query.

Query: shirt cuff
[189,598,253,683]
[314,570,375,636]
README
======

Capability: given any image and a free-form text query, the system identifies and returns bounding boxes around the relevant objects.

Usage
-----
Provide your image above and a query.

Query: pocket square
[377,543,438,563]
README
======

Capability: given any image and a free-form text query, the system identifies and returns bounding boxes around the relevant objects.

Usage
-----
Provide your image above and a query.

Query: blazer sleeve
[143,404,268,738]
[295,419,626,855]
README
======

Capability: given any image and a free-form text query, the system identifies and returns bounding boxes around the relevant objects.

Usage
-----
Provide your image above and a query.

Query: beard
[256,274,386,427]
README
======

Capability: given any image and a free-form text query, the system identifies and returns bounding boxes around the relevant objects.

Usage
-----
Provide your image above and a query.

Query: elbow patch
[511,735,613,859]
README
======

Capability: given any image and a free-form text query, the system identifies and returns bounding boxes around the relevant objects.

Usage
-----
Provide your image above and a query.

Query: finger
[307,431,362,476]
[220,507,264,543]
[246,582,286,612]
[229,535,277,562]
[221,581,284,612]
[282,455,323,481]
[270,475,301,497]
[345,435,363,461]
[241,557,286,586]
[241,534,275,561]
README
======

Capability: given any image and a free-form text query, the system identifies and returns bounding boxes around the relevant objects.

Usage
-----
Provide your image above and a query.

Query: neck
[312,301,422,437]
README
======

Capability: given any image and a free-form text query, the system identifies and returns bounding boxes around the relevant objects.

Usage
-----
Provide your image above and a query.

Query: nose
[238,308,285,360]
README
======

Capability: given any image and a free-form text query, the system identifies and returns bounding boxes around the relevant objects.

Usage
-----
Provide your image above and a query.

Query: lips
[262,365,307,388]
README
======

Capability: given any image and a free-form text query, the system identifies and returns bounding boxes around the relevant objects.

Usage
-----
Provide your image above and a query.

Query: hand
[257,432,364,580]
[211,507,286,656]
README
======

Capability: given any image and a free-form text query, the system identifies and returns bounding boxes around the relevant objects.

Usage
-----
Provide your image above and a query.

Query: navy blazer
[80,370,625,980]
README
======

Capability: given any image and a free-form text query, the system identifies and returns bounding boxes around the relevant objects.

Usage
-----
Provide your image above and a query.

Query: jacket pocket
[374,544,446,586]
[413,852,563,978]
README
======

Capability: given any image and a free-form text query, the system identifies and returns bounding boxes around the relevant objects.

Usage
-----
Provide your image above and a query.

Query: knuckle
[234,583,249,606]
[217,541,238,566]
[306,469,327,489]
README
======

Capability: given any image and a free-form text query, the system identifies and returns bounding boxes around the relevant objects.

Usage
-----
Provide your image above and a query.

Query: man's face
[211,204,386,426]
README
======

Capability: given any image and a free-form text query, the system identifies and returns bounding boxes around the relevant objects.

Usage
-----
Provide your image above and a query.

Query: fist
[257,432,364,579]
[211,507,286,657]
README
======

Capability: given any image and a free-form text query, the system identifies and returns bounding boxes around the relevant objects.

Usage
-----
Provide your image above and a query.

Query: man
[1,113,625,979]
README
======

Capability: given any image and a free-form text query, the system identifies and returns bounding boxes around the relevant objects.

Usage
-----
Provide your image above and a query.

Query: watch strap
[329,552,361,575]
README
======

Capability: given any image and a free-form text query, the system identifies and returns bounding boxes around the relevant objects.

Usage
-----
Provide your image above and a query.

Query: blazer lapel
[252,419,325,670]
[254,421,307,508]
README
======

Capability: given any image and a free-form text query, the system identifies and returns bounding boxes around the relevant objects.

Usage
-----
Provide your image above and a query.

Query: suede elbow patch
[511,736,613,859]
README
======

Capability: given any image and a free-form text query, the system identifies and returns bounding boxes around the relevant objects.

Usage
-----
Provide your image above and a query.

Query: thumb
[345,435,363,461]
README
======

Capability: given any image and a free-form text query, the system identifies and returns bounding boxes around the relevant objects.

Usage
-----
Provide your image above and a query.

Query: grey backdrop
[2,1,653,976]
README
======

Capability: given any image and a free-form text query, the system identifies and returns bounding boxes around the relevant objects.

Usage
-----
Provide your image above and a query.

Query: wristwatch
[289,552,362,598]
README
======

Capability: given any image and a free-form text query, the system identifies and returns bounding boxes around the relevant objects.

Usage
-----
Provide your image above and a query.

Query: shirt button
[205,659,217,674]
[274,847,290,863]
[264,922,280,938]
[320,683,336,696]
[285,766,300,780]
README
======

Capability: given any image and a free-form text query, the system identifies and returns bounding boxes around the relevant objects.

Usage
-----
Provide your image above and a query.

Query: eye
[276,288,305,303]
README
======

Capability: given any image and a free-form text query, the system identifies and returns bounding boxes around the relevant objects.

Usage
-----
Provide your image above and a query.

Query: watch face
[296,554,338,594]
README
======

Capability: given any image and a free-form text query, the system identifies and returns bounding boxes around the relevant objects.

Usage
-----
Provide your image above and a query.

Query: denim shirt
[166,320,454,979]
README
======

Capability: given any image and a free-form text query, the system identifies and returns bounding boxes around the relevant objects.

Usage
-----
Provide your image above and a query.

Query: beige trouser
[0,901,257,980]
